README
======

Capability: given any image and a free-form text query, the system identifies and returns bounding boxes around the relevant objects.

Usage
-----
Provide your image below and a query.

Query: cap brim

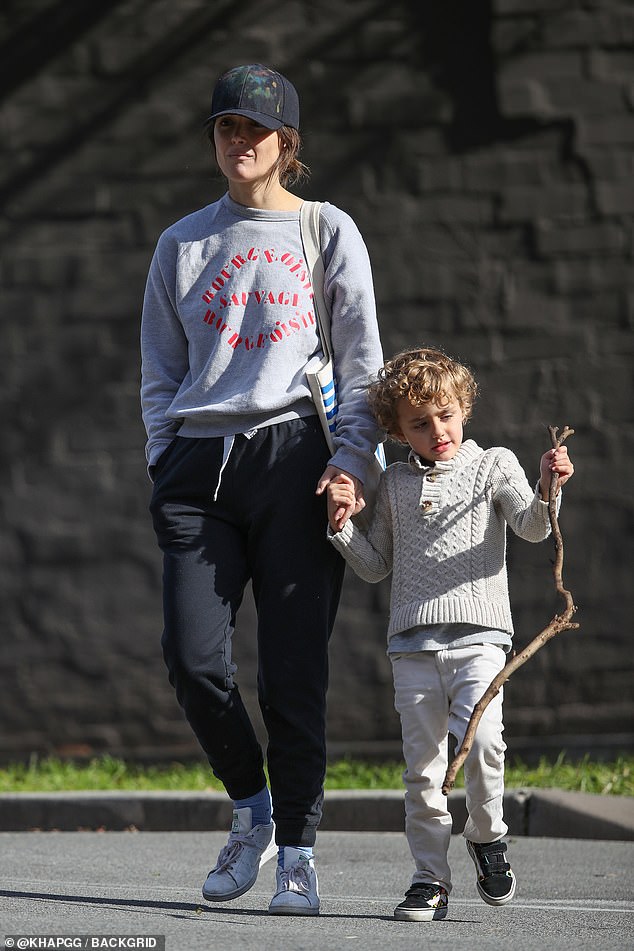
[206,108,284,130]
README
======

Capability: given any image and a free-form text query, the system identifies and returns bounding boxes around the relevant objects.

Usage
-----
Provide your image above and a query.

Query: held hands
[316,466,364,532]
[539,445,574,500]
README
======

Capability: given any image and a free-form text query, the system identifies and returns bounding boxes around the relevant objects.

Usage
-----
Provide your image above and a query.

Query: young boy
[327,347,574,922]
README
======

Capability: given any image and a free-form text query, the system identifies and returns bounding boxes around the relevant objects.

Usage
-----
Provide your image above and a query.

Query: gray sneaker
[202,807,276,902]
[268,847,320,916]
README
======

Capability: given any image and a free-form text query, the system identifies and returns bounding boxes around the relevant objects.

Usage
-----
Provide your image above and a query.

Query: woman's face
[213,115,282,188]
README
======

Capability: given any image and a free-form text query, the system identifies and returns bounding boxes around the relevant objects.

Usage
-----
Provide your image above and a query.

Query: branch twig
[441,425,578,796]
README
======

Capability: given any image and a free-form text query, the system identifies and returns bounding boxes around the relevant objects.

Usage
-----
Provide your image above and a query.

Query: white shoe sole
[394,905,448,921]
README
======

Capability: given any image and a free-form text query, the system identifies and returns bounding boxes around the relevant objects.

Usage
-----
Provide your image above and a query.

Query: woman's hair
[368,346,478,436]
[274,127,310,187]
[204,121,309,188]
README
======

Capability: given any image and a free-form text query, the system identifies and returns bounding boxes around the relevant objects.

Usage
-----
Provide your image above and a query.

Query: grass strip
[0,752,631,797]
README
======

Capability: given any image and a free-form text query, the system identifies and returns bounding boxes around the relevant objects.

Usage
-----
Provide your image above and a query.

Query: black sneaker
[466,839,516,906]
[394,882,449,921]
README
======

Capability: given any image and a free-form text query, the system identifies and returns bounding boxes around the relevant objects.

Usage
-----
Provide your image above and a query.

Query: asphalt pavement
[1,788,633,950]
[1,829,633,951]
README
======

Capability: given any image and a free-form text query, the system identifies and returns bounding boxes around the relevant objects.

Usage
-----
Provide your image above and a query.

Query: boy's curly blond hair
[368,347,478,437]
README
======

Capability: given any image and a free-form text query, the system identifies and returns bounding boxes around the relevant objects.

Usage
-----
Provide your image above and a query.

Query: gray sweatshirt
[140,193,383,482]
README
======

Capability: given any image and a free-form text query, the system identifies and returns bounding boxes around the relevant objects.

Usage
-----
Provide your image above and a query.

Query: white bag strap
[299,200,332,359]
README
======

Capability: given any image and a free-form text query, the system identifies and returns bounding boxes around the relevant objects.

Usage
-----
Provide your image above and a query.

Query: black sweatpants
[149,416,345,847]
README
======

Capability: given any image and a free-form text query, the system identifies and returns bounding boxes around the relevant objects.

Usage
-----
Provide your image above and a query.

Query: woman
[141,63,383,916]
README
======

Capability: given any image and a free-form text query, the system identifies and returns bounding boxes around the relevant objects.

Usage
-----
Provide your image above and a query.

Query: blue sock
[234,785,271,828]
[278,846,314,867]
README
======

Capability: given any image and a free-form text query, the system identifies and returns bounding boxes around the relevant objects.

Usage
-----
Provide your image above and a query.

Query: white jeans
[390,644,508,893]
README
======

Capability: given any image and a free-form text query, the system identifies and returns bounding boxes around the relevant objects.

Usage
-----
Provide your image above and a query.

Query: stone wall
[0,0,632,763]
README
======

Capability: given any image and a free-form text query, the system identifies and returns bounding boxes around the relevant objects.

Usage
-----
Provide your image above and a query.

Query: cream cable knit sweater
[329,439,559,642]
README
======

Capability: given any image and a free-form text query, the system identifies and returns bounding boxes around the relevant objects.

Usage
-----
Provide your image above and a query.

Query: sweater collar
[222,192,300,222]
[408,438,482,474]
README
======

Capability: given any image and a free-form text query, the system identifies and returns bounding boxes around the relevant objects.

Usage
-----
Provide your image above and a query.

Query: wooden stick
[441,425,578,796]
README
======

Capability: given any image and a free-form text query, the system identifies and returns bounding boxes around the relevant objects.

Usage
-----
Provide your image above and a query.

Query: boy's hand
[317,468,359,532]
[327,474,357,532]
[539,446,574,500]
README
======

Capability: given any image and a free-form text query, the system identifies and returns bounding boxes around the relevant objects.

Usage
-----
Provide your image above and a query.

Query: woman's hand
[316,466,365,531]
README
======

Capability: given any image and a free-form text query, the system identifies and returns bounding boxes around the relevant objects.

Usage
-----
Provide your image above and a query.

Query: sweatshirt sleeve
[140,232,190,467]
[328,474,393,581]
[319,204,384,484]
[490,448,560,542]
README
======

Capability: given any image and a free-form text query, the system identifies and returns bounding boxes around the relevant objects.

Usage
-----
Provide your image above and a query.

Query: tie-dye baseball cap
[208,64,300,130]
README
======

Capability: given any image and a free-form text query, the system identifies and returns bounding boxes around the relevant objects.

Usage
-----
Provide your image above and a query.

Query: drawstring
[212,430,257,501]
[213,435,235,501]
